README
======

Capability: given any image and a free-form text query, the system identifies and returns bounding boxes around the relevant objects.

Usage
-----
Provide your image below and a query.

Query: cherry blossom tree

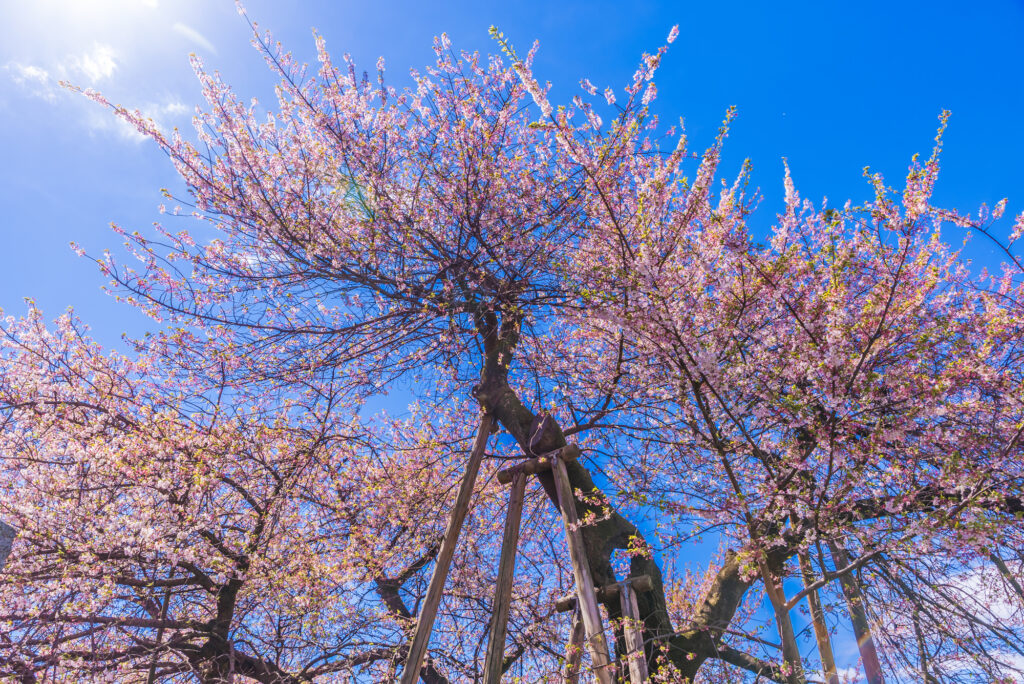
[0,307,574,682]
[2,15,1023,683]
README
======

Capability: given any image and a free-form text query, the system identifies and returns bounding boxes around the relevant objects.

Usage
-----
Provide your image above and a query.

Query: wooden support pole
[550,446,614,684]
[554,575,654,613]
[496,447,577,485]
[564,607,585,684]
[828,541,885,684]
[0,521,13,569]
[758,560,807,684]
[619,581,649,682]
[482,469,527,684]
[399,414,494,684]
[799,551,838,684]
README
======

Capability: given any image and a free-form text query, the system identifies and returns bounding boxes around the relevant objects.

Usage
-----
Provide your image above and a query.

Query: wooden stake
[828,541,885,684]
[799,551,838,684]
[550,447,614,684]
[564,608,585,684]
[619,582,649,682]
[0,521,13,569]
[482,469,527,684]
[757,560,806,684]
[400,414,494,684]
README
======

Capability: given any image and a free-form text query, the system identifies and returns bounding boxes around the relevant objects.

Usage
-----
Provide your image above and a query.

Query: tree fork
[473,370,671,650]
[474,369,772,678]
[472,316,792,680]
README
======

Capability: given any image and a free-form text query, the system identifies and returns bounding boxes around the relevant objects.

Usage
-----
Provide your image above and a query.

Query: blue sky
[1,1,1023,678]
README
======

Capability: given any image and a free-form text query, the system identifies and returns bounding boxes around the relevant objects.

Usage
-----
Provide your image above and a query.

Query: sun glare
[7,0,173,62]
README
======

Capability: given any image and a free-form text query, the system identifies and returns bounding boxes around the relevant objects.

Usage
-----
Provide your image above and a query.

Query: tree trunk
[472,321,786,680]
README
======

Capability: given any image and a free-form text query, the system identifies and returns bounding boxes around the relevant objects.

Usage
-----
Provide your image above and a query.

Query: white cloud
[4,62,57,101]
[172,22,217,55]
[162,101,189,117]
[147,99,191,132]
[84,98,191,143]
[947,563,1021,622]
[933,651,1024,681]
[7,63,50,86]
[3,17,193,144]
[809,666,861,683]
[84,108,147,143]
[6,44,117,98]
[67,43,118,83]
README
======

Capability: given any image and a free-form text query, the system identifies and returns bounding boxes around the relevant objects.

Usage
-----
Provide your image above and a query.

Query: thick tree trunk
[474,367,673,656]
[471,317,788,680]
[474,372,789,680]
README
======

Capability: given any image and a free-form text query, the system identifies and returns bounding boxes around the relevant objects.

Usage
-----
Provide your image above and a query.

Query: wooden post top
[554,574,655,613]
[496,444,580,485]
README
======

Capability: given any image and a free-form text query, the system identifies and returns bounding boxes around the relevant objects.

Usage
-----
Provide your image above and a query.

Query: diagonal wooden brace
[400,414,494,684]
[481,468,527,684]
[564,607,585,684]
[550,446,614,684]
[619,580,649,682]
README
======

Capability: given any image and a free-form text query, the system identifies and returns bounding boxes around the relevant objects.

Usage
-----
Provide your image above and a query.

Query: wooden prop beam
[799,551,839,684]
[619,581,649,682]
[0,521,13,569]
[554,575,654,613]
[496,445,578,485]
[400,414,494,684]
[551,447,614,684]
[564,607,585,684]
[829,541,885,684]
[481,469,527,684]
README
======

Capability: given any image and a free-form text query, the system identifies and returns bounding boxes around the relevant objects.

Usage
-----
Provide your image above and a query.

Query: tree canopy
[1,20,1023,683]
